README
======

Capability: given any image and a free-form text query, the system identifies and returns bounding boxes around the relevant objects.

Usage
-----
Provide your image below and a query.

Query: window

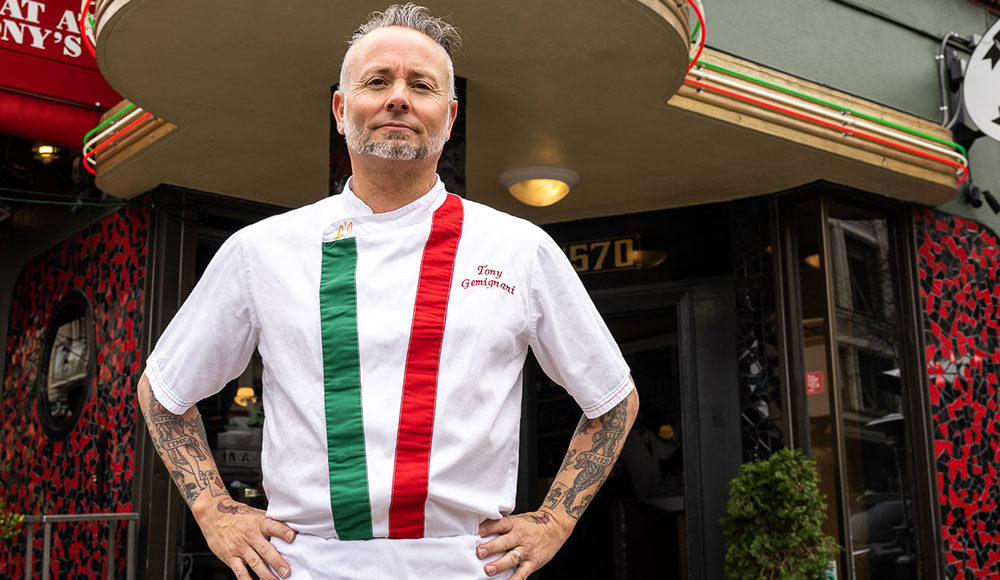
[778,189,936,579]
[37,290,95,440]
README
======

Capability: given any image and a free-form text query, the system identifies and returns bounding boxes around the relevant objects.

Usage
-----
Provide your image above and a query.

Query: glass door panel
[789,199,845,565]
[826,201,919,579]
[781,193,926,580]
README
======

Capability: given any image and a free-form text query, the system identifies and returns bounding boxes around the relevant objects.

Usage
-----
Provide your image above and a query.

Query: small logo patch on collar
[323,220,355,242]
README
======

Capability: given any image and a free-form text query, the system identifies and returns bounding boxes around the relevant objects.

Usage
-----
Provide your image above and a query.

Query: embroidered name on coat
[460,264,516,295]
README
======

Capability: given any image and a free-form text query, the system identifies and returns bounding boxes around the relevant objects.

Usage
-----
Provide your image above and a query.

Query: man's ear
[445,99,458,141]
[332,91,347,136]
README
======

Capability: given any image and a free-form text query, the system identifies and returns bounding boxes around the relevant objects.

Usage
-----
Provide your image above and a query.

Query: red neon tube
[684,78,968,184]
[80,0,96,59]
[83,112,153,174]
[687,1,706,75]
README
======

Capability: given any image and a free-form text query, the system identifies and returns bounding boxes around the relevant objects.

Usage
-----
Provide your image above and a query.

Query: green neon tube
[691,59,966,156]
[84,103,136,144]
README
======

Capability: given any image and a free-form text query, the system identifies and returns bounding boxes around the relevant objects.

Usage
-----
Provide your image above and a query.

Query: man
[137,4,638,579]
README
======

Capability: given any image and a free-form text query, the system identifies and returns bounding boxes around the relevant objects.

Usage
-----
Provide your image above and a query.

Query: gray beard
[344,120,447,161]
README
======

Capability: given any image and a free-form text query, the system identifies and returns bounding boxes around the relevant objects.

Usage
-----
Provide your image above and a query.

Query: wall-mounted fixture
[634,249,668,270]
[499,166,579,207]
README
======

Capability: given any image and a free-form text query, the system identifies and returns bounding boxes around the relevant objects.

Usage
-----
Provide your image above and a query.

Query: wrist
[537,506,575,539]
[190,489,231,522]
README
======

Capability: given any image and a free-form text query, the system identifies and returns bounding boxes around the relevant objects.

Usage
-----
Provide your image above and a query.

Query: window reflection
[38,290,94,439]
[791,199,843,564]
[828,202,918,579]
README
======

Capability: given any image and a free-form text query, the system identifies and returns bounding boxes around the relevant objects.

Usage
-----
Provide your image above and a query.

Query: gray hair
[339,3,462,100]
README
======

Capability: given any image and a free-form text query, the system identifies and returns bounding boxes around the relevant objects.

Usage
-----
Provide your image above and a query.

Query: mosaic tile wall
[0,207,147,580]
[915,208,1000,579]
[729,198,784,461]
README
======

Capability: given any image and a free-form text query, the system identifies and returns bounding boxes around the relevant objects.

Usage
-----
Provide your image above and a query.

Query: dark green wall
[705,0,1000,231]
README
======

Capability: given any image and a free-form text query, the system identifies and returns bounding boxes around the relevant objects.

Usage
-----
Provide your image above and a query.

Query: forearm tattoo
[217,501,254,515]
[143,389,226,506]
[544,397,629,520]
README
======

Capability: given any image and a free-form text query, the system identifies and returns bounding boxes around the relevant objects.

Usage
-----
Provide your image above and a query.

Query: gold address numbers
[560,236,639,274]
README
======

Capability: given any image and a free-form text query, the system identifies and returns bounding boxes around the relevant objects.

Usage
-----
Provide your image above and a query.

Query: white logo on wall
[963,18,1000,143]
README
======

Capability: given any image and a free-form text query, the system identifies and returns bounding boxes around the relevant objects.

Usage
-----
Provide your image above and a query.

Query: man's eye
[413,82,432,90]
[366,78,388,87]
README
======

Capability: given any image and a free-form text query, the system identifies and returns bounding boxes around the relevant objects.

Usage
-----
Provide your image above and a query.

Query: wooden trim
[669,49,958,190]
[95,121,177,175]
[672,85,956,185]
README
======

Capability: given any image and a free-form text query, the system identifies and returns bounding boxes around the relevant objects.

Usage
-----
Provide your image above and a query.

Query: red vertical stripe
[388,194,464,538]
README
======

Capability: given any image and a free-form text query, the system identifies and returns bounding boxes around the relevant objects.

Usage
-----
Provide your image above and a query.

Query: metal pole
[24,521,35,580]
[106,520,116,580]
[126,518,136,580]
[41,521,52,580]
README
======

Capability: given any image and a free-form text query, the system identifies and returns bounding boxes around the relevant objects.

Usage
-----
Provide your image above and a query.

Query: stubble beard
[343,113,449,161]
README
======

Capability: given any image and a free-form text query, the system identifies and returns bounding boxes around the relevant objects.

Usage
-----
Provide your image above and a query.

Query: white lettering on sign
[0,2,84,59]
[55,8,77,33]
[0,0,25,21]
[0,0,45,23]
[805,370,825,395]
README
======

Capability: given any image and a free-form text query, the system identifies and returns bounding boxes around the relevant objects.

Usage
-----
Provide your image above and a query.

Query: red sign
[805,370,825,395]
[0,0,120,108]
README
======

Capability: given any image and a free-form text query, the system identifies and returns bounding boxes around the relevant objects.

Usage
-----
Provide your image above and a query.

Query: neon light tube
[691,60,966,156]
[684,78,968,184]
[84,103,136,144]
[79,0,96,59]
[83,108,144,160]
[83,112,153,175]
[692,67,967,166]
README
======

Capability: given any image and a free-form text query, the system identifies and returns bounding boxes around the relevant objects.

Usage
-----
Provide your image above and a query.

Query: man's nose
[385,81,410,112]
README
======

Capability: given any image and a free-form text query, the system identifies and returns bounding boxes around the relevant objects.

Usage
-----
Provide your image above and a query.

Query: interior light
[804,254,821,270]
[32,143,60,164]
[633,249,668,270]
[499,167,579,207]
[234,387,256,407]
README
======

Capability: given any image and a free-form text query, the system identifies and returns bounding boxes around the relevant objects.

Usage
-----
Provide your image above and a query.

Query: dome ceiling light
[499,167,580,207]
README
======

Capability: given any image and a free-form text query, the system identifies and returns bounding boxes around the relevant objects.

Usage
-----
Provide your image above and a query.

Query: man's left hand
[477,509,572,579]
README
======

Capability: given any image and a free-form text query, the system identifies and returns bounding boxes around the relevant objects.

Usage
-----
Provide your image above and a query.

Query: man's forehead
[347,26,450,77]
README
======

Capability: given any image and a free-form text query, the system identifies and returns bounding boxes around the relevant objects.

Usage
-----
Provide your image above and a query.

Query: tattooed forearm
[139,377,228,509]
[542,391,635,523]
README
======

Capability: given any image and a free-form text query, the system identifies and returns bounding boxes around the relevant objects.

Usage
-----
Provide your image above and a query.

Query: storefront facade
[2,1,1000,579]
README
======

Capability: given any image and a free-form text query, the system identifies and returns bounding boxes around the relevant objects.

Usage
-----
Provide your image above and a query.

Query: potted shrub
[722,448,841,579]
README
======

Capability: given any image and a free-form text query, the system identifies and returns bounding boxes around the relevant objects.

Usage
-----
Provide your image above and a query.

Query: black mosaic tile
[916,208,1000,579]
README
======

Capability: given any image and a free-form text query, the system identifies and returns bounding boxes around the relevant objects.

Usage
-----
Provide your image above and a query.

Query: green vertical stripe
[320,239,373,540]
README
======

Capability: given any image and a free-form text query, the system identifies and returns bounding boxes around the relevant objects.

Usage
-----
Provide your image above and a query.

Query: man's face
[334,26,458,161]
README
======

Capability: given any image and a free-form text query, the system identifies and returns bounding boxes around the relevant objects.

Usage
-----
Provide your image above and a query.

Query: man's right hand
[192,495,297,580]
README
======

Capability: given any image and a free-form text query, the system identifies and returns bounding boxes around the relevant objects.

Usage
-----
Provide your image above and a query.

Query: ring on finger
[511,548,523,565]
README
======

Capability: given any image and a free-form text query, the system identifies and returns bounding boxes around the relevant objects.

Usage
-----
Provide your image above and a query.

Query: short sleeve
[528,232,632,418]
[145,230,259,414]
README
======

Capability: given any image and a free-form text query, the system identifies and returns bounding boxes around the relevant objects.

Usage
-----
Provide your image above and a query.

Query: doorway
[520,280,739,580]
